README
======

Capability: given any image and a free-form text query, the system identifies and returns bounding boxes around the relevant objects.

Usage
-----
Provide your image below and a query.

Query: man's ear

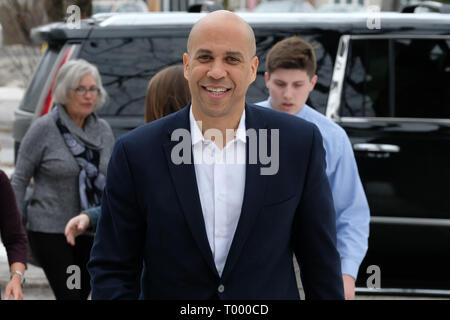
[309,74,318,92]
[183,53,190,80]
[264,72,270,88]
[250,56,259,83]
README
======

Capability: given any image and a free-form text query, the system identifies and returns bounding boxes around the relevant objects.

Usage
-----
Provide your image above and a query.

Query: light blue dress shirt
[257,98,370,279]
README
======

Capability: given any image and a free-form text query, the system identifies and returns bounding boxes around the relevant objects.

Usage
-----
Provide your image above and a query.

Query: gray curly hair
[53,59,107,109]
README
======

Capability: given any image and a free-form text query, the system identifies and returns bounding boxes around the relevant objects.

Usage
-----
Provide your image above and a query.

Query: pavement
[0,243,54,300]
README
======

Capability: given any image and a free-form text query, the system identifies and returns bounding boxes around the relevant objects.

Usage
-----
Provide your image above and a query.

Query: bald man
[88,10,344,300]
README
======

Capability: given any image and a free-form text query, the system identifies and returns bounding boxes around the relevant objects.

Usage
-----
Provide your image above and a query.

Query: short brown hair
[145,65,190,123]
[265,36,316,79]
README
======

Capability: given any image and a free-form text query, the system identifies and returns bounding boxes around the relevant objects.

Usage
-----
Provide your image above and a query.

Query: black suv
[14,12,450,296]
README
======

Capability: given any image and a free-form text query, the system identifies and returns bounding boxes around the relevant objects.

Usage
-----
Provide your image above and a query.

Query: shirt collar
[235,109,246,143]
[189,105,247,146]
[189,106,204,146]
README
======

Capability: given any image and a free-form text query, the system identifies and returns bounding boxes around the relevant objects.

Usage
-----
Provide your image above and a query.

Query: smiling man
[88,11,344,300]
[257,36,370,300]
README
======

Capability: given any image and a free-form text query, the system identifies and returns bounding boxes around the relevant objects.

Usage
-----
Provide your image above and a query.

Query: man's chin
[276,105,299,115]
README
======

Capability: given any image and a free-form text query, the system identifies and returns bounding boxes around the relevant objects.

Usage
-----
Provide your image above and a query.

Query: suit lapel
[221,104,269,280]
[162,106,218,276]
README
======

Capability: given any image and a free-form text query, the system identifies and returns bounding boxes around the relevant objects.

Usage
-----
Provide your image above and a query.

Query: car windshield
[116,4,146,12]
[253,1,314,13]
[93,4,113,14]
[316,4,366,12]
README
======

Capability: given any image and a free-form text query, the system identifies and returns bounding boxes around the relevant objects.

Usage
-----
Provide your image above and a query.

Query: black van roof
[31,12,450,43]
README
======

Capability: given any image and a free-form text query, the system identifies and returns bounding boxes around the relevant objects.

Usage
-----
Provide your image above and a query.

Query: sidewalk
[0,242,52,292]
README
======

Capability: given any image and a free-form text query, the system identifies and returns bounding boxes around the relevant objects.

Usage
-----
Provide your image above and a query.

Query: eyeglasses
[72,87,100,96]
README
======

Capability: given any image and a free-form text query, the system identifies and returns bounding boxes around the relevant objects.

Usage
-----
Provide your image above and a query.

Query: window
[341,38,450,118]
[77,30,340,119]
[20,45,61,113]
[78,36,188,117]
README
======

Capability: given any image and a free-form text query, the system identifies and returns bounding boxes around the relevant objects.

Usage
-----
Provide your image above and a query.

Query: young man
[257,36,370,300]
[88,11,344,300]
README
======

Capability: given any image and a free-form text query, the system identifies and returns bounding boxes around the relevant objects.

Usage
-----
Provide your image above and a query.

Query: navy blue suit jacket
[88,103,344,300]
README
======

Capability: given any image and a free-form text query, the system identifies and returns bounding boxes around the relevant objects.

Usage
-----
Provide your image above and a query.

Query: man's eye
[227,57,240,63]
[198,55,211,61]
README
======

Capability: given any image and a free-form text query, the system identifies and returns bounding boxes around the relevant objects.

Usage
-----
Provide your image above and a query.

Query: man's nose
[207,60,226,79]
[283,86,293,99]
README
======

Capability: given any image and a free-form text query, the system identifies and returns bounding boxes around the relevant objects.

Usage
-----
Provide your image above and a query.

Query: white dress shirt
[189,106,247,277]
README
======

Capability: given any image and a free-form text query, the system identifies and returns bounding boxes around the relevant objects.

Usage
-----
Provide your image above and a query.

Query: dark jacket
[88,104,344,300]
[0,169,28,266]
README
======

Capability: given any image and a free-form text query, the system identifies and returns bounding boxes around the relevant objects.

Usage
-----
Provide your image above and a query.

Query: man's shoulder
[255,98,271,109]
[302,106,348,140]
[248,103,316,132]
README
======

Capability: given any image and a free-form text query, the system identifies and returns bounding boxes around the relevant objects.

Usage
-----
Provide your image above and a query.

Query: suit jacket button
[218,284,225,293]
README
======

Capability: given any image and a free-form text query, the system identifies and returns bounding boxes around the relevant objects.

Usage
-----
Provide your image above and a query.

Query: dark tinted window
[341,38,450,118]
[78,36,187,119]
[80,31,339,122]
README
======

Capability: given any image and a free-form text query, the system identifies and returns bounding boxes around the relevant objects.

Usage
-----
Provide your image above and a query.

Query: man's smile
[202,85,231,97]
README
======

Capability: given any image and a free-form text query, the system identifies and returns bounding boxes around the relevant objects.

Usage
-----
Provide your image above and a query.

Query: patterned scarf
[51,107,106,211]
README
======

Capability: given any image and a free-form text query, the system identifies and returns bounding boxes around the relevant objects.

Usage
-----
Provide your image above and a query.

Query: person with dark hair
[0,168,27,300]
[145,65,191,123]
[11,59,115,300]
[88,11,343,300]
[257,36,370,300]
[65,65,190,244]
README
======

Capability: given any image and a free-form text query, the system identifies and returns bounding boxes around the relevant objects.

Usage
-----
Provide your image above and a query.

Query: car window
[78,36,188,118]
[19,45,60,113]
[341,38,450,119]
[78,31,338,119]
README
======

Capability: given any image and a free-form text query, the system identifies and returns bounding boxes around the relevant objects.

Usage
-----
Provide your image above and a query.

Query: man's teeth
[206,87,227,93]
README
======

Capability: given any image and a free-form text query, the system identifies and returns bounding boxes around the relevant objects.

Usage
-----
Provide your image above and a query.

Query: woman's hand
[64,213,91,246]
[4,263,26,300]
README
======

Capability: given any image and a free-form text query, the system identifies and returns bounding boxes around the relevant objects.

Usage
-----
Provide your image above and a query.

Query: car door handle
[353,143,400,153]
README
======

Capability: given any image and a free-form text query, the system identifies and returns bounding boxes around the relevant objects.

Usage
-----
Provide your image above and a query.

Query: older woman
[65,65,190,244]
[12,59,115,300]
